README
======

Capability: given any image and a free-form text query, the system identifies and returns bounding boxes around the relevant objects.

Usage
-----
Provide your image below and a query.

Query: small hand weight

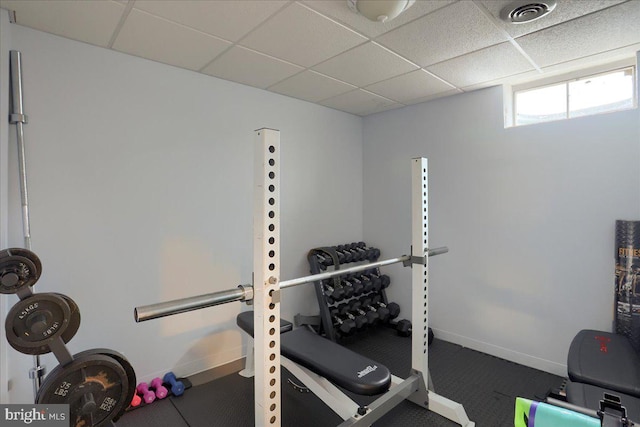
[163,372,184,396]
[150,377,168,399]
[136,382,155,404]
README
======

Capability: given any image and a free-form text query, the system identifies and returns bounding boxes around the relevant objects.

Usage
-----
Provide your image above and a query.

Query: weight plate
[5,293,71,355]
[36,353,129,427]
[51,293,81,345]
[0,248,42,294]
[72,348,136,421]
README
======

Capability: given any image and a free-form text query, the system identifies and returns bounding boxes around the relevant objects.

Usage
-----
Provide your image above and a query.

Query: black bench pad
[237,311,292,336]
[237,312,391,396]
[566,381,640,422]
[567,330,640,397]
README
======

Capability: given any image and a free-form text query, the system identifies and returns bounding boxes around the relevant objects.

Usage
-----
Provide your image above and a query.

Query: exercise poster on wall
[615,220,640,352]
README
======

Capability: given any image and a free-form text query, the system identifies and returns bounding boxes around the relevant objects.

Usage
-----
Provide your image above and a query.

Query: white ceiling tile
[301,0,455,38]
[0,0,124,47]
[478,0,628,38]
[133,1,288,42]
[269,70,356,102]
[403,89,462,105]
[517,1,640,68]
[320,89,398,115]
[427,42,534,87]
[312,42,418,87]
[376,1,508,67]
[365,69,454,103]
[112,9,231,71]
[240,2,367,67]
[202,46,303,89]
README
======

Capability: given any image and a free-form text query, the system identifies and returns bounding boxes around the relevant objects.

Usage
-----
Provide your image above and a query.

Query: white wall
[0,9,13,405]
[0,24,363,403]
[363,82,640,376]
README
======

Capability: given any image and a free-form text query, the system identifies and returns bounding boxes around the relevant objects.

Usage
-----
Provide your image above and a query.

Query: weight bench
[567,330,640,398]
[237,311,391,396]
[237,311,474,425]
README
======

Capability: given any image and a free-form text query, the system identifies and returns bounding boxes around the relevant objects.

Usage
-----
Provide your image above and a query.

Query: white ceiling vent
[500,0,557,24]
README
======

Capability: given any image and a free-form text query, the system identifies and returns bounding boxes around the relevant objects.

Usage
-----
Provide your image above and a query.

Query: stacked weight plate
[1,248,136,426]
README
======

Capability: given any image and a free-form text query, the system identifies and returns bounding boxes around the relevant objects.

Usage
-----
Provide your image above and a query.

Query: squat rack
[135,129,473,426]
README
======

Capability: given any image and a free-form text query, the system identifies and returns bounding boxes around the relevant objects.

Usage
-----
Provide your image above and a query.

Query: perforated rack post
[253,129,281,427]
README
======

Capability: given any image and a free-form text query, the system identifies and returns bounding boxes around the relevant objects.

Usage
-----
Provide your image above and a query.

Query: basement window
[513,66,636,126]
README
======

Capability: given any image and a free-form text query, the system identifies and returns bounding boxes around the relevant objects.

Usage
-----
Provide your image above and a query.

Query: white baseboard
[432,328,567,378]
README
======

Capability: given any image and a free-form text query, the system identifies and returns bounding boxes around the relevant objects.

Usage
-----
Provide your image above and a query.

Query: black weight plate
[52,293,81,345]
[72,348,136,421]
[0,248,42,294]
[37,353,129,427]
[5,293,71,355]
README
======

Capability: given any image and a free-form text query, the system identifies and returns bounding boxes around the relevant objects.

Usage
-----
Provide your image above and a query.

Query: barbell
[134,246,448,323]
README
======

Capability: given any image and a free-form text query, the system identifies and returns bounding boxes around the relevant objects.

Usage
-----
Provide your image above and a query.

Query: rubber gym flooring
[116,327,563,426]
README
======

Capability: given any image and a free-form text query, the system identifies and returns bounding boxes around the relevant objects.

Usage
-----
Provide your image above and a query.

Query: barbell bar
[134,246,448,323]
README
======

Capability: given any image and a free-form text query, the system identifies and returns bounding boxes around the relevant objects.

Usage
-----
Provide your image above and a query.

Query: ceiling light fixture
[500,0,557,24]
[347,0,416,23]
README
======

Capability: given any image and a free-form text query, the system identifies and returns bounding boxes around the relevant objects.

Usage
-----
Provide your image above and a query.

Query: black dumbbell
[336,303,368,330]
[366,247,381,261]
[350,300,379,325]
[315,253,334,268]
[323,279,345,302]
[336,245,354,263]
[365,270,390,291]
[370,295,400,321]
[396,319,412,337]
[359,296,390,323]
[357,274,374,293]
[342,276,364,296]
[330,308,357,336]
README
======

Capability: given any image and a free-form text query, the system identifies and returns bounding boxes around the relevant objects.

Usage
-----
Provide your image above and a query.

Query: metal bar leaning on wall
[133,247,449,323]
[8,50,45,400]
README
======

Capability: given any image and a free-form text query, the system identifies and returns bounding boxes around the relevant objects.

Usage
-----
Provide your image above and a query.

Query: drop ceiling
[1,0,639,116]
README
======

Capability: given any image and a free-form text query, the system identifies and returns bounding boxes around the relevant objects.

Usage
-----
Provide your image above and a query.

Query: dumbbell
[335,245,354,263]
[396,319,412,337]
[349,300,379,325]
[330,308,357,336]
[366,247,381,261]
[130,393,142,408]
[365,270,391,291]
[341,276,364,296]
[336,303,368,330]
[323,279,345,302]
[355,273,374,293]
[314,253,334,268]
[163,372,185,396]
[150,377,168,399]
[371,295,401,320]
[136,382,156,404]
[359,296,390,323]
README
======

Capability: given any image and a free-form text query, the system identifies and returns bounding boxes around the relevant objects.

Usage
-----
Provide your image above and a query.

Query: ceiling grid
[0,0,638,116]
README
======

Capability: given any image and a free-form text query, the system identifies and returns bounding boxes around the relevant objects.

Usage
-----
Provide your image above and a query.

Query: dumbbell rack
[307,242,398,342]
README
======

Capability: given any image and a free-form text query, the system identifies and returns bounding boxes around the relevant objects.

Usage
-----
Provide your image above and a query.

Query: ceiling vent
[500,0,557,24]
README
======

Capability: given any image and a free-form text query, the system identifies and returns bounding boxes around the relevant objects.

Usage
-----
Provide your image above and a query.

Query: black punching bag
[615,220,640,353]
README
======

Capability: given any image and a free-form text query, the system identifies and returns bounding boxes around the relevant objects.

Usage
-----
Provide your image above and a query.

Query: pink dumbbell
[136,382,155,404]
[150,377,168,399]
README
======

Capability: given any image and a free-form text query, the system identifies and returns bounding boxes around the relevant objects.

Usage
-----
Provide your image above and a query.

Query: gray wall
[0,23,363,403]
[363,78,640,376]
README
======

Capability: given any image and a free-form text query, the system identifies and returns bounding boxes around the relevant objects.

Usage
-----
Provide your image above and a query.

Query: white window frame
[506,58,638,128]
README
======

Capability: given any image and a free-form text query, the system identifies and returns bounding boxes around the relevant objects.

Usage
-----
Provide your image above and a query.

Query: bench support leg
[239,337,255,378]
